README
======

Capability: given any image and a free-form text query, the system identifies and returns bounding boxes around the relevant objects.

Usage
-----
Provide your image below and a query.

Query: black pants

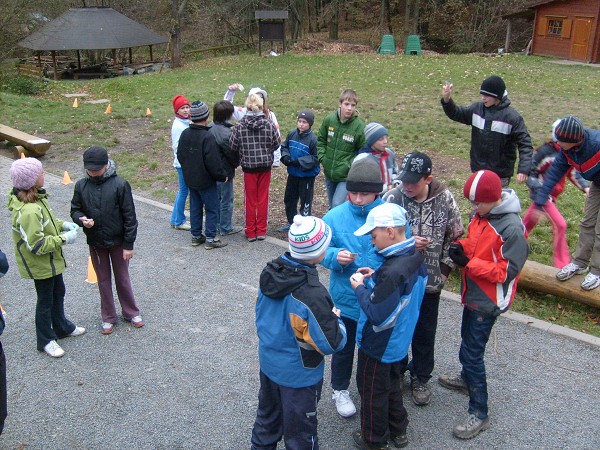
[33,274,75,351]
[284,175,315,224]
[0,342,6,435]
[400,291,441,382]
[330,316,357,391]
[251,370,322,450]
[357,349,408,445]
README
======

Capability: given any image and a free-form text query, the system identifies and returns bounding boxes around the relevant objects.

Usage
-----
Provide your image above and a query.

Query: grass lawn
[1,52,599,336]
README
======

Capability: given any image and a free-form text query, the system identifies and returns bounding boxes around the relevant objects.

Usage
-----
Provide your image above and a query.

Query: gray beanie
[190,101,210,122]
[364,122,388,147]
[346,154,383,193]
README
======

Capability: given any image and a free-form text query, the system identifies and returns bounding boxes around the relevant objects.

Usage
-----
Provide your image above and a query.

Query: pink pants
[522,202,570,268]
[243,171,271,239]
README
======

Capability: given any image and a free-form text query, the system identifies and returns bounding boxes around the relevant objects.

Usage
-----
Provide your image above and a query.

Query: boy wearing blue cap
[350,203,428,449]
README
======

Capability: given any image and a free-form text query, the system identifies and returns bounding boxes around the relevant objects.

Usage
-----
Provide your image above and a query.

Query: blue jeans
[189,185,219,240]
[330,316,357,391]
[217,179,235,233]
[459,307,497,420]
[170,167,189,226]
[325,178,348,210]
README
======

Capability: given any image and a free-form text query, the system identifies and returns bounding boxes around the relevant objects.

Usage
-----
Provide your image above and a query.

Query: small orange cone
[61,171,73,185]
[104,104,112,114]
[73,98,78,108]
[146,107,152,116]
[20,152,26,159]
[85,256,98,284]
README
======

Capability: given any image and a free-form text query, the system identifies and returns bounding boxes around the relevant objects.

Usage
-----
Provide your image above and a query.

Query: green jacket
[317,110,365,182]
[7,189,67,280]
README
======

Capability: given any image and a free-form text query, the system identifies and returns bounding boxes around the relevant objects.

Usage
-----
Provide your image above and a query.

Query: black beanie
[298,110,315,128]
[480,75,506,99]
[346,155,383,193]
[554,115,584,143]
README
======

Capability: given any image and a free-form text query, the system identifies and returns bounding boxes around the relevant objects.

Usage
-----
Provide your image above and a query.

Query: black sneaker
[390,433,408,448]
[352,430,391,449]
[191,235,206,246]
[205,238,227,250]
[410,377,431,406]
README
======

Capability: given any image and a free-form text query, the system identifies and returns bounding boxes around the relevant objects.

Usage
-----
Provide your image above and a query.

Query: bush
[0,74,47,95]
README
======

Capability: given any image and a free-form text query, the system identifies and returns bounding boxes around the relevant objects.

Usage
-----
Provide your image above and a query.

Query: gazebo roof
[18,7,167,51]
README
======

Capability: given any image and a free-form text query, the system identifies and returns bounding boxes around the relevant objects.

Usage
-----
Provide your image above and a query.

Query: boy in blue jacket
[278,110,320,232]
[350,203,427,449]
[252,215,347,450]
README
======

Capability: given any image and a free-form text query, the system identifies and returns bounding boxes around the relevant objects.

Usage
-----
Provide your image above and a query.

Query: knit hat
[10,157,43,191]
[83,146,109,170]
[554,115,584,143]
[298,110,315,128]
[288,215,332,261]
[190,101,210,122]
[364,122,388,147]
[354,203,407,236]
[399,152,432,183]
[172,95,190,114]
[480,75,506,99]
[248,87,268,101]
[346,154,383,193]
[464,170,502,203]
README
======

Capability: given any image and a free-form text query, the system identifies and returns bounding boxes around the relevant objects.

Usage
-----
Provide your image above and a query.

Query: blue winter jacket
[281,128,320,178]
[355,238,427,363]
[322,198,385,321]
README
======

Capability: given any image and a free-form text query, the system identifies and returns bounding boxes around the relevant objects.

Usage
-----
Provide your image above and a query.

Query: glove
[289,159,300,168]
[280,155,291,166]
[61,229,78,245]
[449,243,470,267]
[62,221,79,231]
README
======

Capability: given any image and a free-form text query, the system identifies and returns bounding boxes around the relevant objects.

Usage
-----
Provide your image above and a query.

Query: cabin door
[570,17,593,61]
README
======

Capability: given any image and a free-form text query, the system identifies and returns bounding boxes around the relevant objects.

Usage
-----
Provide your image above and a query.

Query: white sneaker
[332,389,356,417]
[581,273,600,291]
[68,326,86,337]
[44,340,65,358]
[556,262,588,281]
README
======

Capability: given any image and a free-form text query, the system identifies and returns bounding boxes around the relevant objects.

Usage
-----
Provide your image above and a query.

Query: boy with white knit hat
[252,215,347,449]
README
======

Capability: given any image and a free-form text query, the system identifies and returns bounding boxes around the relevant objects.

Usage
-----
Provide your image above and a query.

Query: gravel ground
[0,155,598,449]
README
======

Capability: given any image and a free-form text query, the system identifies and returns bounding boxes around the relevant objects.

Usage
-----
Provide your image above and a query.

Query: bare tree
[170,0,187,68]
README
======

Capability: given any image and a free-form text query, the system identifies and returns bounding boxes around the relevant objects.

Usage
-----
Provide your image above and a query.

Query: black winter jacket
[210,121,240,179]
[441,96,533,179]
[70,160,138,250]
[178,123,227,190]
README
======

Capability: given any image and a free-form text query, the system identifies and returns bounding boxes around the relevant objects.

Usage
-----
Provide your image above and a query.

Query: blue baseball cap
[354,203,408,236]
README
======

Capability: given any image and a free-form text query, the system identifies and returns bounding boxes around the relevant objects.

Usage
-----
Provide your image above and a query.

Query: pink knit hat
[10,157,43,190]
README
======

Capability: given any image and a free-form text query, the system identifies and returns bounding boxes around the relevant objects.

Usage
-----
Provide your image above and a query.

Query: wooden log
[519,260,600,308]
[0,124,51,156]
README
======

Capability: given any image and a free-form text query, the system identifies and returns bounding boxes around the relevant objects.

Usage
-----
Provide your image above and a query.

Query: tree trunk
[385,0,393,34]
[404,0,412,39]
[329,0,339,40]
[170,0,188,68]
[412,0,420,35]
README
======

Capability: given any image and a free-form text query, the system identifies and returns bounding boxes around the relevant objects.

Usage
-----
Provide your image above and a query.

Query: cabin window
[547,18,563,36]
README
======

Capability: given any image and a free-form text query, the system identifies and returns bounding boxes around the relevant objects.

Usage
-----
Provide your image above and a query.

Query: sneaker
[277,224,291,232]
[453,414,490,439]
[247,237,257,242]
[130,315,145,328]
[410,377,431,406]
[332,389,356,418]
[556,262,588,281]
[390,433,408,448]
[438,373,469,395]
[205,238,228,250]
[68,326,86,337]
[101,322,114,335]
[352,430,391,449]
[256,236,266,241]
[171,222,191,231]
[223,226,243,235]
[581,272,600,291]
[43,340,65,358]
[191,235,206,246]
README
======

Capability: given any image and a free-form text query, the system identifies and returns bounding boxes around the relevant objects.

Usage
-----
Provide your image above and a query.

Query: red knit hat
[464,170,502,203]
[172,95,190,114]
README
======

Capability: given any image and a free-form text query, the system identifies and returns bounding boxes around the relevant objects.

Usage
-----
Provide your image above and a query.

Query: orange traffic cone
[104,104,112,114]
[85,256,98,284]
[61,171,73,185]
[146,107,152,116]
[73,98,78,108]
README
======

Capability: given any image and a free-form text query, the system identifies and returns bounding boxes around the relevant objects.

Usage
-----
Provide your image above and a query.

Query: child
[318,89,366,208]
[441,76,533,187]
[8,158,85,358]
[321,156,384,418]
[278,110,320,231]
[440,170,529,439]
[383,152,464,406]
[70,146,144,335]
[350,202,427,449]
[0,248,8,433]
[252,215,347,449]
[178,101,228,249]
[524,120,589,268]
[358,122,399,193]
[229,93,281,242]
[170,95,191,230]
[210,100,243,236]
[533,115,600,290]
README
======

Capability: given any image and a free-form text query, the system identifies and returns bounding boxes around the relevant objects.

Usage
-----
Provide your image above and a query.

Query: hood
[489,96,511,111]
[85,159,116,184]
[488,188,521,216]
[259,254,320,299]
[425,178,447,200]
[241,113,268,131]
[7,187,47,212]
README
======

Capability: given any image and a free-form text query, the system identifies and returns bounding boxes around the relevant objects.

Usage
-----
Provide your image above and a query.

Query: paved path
[0,156,598,449]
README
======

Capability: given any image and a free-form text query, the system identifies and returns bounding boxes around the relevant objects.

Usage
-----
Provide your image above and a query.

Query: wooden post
[519,260,600,309]
[149,45,153,61]
[51,51,58,80]
[128,47,132,64]
[112,49,117,66]
[36,52,42,67]
[505,20,512,53]
[77,50,81,69]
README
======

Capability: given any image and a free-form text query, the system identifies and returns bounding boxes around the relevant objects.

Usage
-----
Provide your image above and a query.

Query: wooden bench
[17,64,45,79]
[0,124,51,157]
